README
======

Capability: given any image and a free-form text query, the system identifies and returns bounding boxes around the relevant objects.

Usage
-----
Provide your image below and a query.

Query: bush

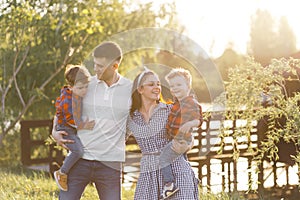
[0,129,21,167]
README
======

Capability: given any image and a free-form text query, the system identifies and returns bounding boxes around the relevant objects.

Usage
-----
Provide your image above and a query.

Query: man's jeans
[59,159,122,200]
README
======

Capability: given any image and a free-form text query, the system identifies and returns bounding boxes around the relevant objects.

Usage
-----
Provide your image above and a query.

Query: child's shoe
[159,182,179,199]
[54,170,68,191]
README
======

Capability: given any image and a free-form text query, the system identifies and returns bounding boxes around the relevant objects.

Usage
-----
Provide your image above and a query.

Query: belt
[142,151,161,156]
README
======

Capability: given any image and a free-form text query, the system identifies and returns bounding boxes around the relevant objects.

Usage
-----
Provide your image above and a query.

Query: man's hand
[52,130,74,150]
[52,116,74,150]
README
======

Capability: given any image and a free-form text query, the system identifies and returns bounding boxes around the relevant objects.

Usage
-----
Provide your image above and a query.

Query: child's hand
[82,117,95,130]
[179,121,193,134]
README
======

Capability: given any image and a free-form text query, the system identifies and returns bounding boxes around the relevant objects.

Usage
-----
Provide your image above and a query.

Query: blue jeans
[160,134,192,184]
[160,141,180,184]
[59,159,122,200]
[57,126,84,174]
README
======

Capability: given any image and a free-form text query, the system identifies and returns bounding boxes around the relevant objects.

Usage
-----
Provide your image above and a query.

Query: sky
[147,0,300,58]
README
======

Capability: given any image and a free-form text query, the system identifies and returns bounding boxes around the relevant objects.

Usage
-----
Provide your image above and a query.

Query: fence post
[20,121,31,165]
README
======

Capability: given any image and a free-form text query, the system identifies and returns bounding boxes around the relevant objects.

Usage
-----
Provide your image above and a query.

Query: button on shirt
[77,75,132,162]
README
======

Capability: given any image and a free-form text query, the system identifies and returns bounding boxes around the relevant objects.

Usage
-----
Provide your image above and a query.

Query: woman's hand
[179,120,198,133]
[171,139,189,154]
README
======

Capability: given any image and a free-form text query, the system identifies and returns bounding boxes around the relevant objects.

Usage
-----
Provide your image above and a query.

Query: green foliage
[0,129,21,166]
[199,185,245,200]
[215,48,246,82]
[0,0,179,144]
[215,57,300,178]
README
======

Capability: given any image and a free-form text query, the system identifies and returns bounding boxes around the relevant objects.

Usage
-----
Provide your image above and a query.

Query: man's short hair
[93,41,122,63]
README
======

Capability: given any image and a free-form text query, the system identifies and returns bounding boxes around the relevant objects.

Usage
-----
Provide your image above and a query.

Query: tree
[0,0,178,145]
[215,57,300,186]
[249,9,277,66]
[275,16,297,58]
[249,10,297,66]
[214,47,246,82]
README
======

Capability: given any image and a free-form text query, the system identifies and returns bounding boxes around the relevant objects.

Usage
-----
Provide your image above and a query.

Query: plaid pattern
[128,102,199,200]
[72,94,84,129]
[55,86,83,129]
[167,96,202,137]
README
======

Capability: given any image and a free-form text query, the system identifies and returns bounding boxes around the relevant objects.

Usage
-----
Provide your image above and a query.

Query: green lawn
[0,165,134,200]
[6,164,299,200]
[0,165,239,200]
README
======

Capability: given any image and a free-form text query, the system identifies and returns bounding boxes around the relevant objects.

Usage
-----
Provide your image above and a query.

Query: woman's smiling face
[138,74,161,101]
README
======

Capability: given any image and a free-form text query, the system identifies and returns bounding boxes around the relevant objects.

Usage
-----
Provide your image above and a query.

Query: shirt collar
[133,102,168,116]
[95,73,126,86]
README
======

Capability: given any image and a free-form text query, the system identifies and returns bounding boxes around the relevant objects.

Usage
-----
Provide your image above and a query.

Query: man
[52,41,132,200]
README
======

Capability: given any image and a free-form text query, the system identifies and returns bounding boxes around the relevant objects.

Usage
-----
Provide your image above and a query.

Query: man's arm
[52,116,74,150]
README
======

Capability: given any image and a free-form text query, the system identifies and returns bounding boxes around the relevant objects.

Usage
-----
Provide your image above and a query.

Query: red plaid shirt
[166,96,203,137]
[55,86,84,129]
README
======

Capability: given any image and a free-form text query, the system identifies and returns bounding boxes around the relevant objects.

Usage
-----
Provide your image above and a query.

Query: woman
[127,68,199,200]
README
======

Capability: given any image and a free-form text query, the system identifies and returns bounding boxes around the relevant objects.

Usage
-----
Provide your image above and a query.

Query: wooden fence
[20,113,299,196]
[20,119,64,174]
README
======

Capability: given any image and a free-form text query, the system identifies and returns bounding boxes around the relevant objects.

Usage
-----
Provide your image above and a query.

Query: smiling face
[168,75,190,100]
[138,74,161,102]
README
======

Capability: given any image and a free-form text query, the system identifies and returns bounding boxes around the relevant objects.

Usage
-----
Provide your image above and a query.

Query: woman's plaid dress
[128,102,199,200]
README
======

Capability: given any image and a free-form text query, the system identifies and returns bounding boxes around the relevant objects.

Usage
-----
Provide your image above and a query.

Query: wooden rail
[20,119,64,173]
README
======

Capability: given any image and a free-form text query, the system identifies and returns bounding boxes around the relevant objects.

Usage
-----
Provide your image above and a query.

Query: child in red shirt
[159,68,203,199]
[54,64,95,191]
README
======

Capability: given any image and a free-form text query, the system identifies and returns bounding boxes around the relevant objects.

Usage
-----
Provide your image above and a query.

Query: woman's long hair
[130,70,161,116]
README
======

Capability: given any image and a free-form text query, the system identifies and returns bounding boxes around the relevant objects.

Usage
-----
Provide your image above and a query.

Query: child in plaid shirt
[54,64,95,191]
[159,68,203,199]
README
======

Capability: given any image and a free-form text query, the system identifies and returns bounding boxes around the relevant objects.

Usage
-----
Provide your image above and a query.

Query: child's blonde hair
[64,64,91,86]
[165,67,192,88]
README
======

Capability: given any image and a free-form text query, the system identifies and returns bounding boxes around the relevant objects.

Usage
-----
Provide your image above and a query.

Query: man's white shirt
[78,75,132,162]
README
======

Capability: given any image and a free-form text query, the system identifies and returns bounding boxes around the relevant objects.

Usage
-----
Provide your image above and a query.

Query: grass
[0,165,234,200]
[2,164,297,199]
[0,166,58,200]
[0,165,134,200]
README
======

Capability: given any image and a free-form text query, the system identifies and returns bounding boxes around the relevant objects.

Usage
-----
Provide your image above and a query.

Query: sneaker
[54,170,68,191]
[159,182,179,199]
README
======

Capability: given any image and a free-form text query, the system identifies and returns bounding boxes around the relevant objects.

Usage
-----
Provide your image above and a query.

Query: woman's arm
[179,119,200,134]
